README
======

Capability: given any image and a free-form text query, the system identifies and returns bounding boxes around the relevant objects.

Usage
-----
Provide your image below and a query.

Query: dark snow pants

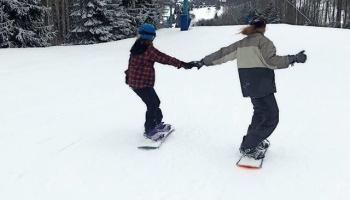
[240,93,279,149]
[133,87,163,132]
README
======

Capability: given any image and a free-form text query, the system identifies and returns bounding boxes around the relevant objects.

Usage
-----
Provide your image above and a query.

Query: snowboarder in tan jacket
[191,18,307,159]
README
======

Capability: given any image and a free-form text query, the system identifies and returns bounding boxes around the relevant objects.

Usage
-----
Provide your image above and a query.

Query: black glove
[181,62,196,69]
[189,60,205,70]
[289,50,307,65]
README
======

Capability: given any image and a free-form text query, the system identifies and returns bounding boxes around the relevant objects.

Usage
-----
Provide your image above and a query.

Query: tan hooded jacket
[202,33,290,98]
[203,33,289,69]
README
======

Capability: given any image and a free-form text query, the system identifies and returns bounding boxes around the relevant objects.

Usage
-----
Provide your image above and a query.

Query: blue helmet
[138,23,156,41]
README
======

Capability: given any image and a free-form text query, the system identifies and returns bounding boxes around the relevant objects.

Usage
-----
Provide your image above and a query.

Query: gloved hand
[288,50,307,65]
[181,62,196,69]
[189,60,205,70]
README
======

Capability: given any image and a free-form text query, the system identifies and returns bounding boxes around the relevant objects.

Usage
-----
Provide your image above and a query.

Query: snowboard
[138,129,175,150]
[236,148,268,169]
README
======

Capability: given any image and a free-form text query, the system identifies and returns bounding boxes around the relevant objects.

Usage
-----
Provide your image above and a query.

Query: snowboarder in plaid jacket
[125,23,196,141]
[189,18,307,159]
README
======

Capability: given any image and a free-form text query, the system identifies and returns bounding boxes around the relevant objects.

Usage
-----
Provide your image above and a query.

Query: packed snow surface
[1,25,350,200]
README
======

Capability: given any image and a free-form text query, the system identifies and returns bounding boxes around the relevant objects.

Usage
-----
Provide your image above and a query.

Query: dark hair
[130,38,152,56]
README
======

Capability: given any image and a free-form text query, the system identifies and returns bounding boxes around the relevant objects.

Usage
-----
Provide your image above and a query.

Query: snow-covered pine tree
[70,0,135,44]
[108,0,136,40]
[70,0,110,44]
[0,4,13,48]
[128,0,162,28]
[241,3,280,24]
[261,3,280,24]
[0,0,54,48]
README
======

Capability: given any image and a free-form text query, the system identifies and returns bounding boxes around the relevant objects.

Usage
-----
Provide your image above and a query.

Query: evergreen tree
[0,4,13,48]
[108,0,136,40]
[261,3,280,24]
[240,3,280,24]
[70,0,110,44]
[128,0,162,27]
[0,0,54,48]
[70,0,135,44]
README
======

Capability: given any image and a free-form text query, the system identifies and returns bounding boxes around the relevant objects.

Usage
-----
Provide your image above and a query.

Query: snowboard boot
[156,122,172,132]
[239,147,266,160]
[144,122,172,141]
[257,139,270,151]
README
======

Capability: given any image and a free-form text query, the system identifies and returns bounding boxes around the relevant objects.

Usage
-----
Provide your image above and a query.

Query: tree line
[0,0,162,48]
[197,0,350,28]
[1,0,349,48]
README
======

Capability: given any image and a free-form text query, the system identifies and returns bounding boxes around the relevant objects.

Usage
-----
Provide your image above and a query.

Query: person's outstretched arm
[149,46,183,68]
[260,38,307,69]
[260,37,307,69]
[202,41,240,66]
[259,37,290,69]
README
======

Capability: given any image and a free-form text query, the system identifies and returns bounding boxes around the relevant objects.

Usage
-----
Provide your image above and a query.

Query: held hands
[190,60,205,69]
[181,62,195,69]
[181,60,205,70]
[289,50,307,65]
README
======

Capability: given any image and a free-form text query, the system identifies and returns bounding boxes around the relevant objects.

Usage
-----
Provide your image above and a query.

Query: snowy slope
[1,25,350,200]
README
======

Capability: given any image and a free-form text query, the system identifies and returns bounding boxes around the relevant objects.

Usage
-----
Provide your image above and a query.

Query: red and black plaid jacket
[126,45,183,89]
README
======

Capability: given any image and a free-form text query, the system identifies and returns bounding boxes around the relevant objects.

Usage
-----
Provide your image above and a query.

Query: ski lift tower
[180,0,190,31]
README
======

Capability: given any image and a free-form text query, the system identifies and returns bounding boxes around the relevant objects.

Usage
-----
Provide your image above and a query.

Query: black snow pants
[240,93,279,149]
[133,87,163,132]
